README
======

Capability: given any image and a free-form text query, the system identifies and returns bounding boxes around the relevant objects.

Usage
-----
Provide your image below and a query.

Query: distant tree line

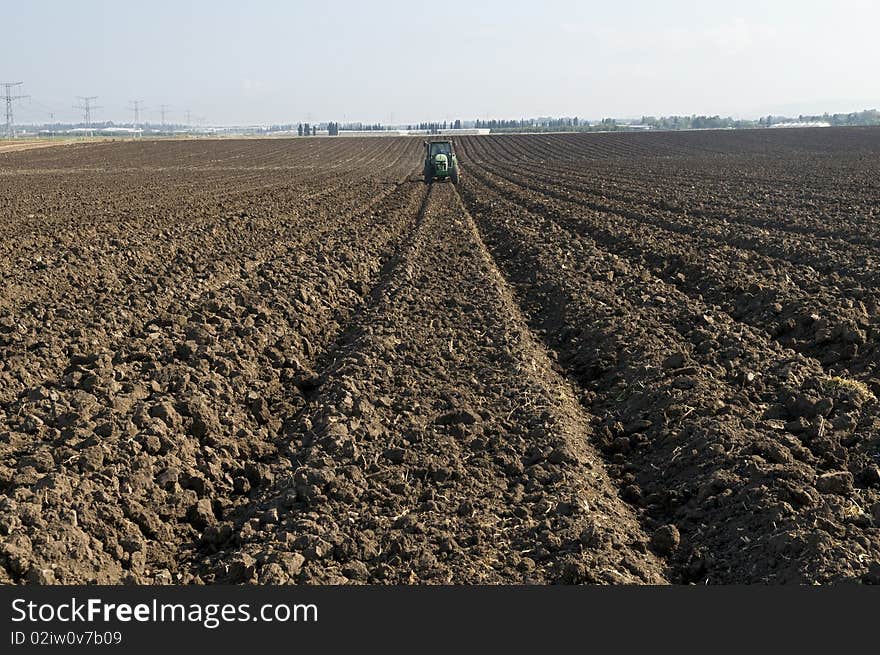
[638,115,755,130]
[24,108,880,137]
[759,109,880,127]
[640,110,879,130]
[338,123,386,131]
[475,117,581,130]
[482,109,880,133]
[486,117,619,133]
[407,120,463,132]
[490,115,752,132]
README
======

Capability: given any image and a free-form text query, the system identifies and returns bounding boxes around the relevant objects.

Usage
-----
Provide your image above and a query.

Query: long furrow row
[458,154,880,583]
[461,134,880,253]
[0,140,420,402]
[0,137,415,255]
[463,128,880,162]
[488,158,880,272]
[192,182,667,584]
[486,156,880,247]
[2,131,880,586]
[459,155,880,388]
[0,142,428,583]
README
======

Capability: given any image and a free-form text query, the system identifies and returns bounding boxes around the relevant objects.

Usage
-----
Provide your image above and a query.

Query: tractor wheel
[424,172,433,185]
[450,167,460,185]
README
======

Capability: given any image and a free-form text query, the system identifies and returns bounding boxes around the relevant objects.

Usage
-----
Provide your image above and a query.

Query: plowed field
[2,127,879,584]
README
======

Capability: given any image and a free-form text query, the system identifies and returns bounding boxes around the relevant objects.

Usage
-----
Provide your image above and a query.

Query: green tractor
[423,139,461,185]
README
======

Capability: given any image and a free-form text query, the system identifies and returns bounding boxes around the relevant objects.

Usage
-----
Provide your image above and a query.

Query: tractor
[423,139,460,185]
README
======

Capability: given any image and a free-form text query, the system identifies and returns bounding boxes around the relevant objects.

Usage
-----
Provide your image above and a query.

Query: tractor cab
[429,141,452,157]
[423,140,460,185]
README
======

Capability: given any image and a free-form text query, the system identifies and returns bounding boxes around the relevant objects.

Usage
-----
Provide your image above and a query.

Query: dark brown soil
[1,128,878,584]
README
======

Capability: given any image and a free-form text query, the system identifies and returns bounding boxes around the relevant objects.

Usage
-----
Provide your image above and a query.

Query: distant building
[437,128,491,135]
[770,121,831,128]
[49,127,144,136]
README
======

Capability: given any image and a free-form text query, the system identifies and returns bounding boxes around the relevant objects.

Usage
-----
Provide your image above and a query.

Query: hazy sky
[4,0,878,125]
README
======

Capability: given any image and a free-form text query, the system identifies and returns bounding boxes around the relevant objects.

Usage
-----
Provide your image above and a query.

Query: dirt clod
[815,472,854,496]
[651,525,681,555]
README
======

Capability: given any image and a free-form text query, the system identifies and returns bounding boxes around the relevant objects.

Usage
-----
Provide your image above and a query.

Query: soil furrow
[459,166,880,583]
[194,182,667,584]
[0,172,426,583]
[460,161,880,388]
[486,157,880,248]
[3,131,879,586]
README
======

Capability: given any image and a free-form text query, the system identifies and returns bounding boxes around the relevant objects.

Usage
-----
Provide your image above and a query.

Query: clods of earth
[1,128,879,584]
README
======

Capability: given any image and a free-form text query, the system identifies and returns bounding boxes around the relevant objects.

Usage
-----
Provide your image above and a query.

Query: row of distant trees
[26,109,880,137]
[638,115,754,130]
[475,117,583,130]
[760,109,880,127]
[411,120,462,131]
[627,110,880,130]
[486,110,880,133]
[296,119,462,134]
[147,109,880,137]
[487,116,740,132]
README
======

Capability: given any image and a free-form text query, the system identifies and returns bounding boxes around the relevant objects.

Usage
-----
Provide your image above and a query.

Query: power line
[74,96,101,135]
[128,100,146,125]
[159,104,170,131]
[128,100,146,136]
[2,82,29,138]
[20,97,65,125]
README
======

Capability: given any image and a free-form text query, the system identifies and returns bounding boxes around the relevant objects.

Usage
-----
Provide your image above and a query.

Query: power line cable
[2,82,29,137]
[73,96,101,136]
